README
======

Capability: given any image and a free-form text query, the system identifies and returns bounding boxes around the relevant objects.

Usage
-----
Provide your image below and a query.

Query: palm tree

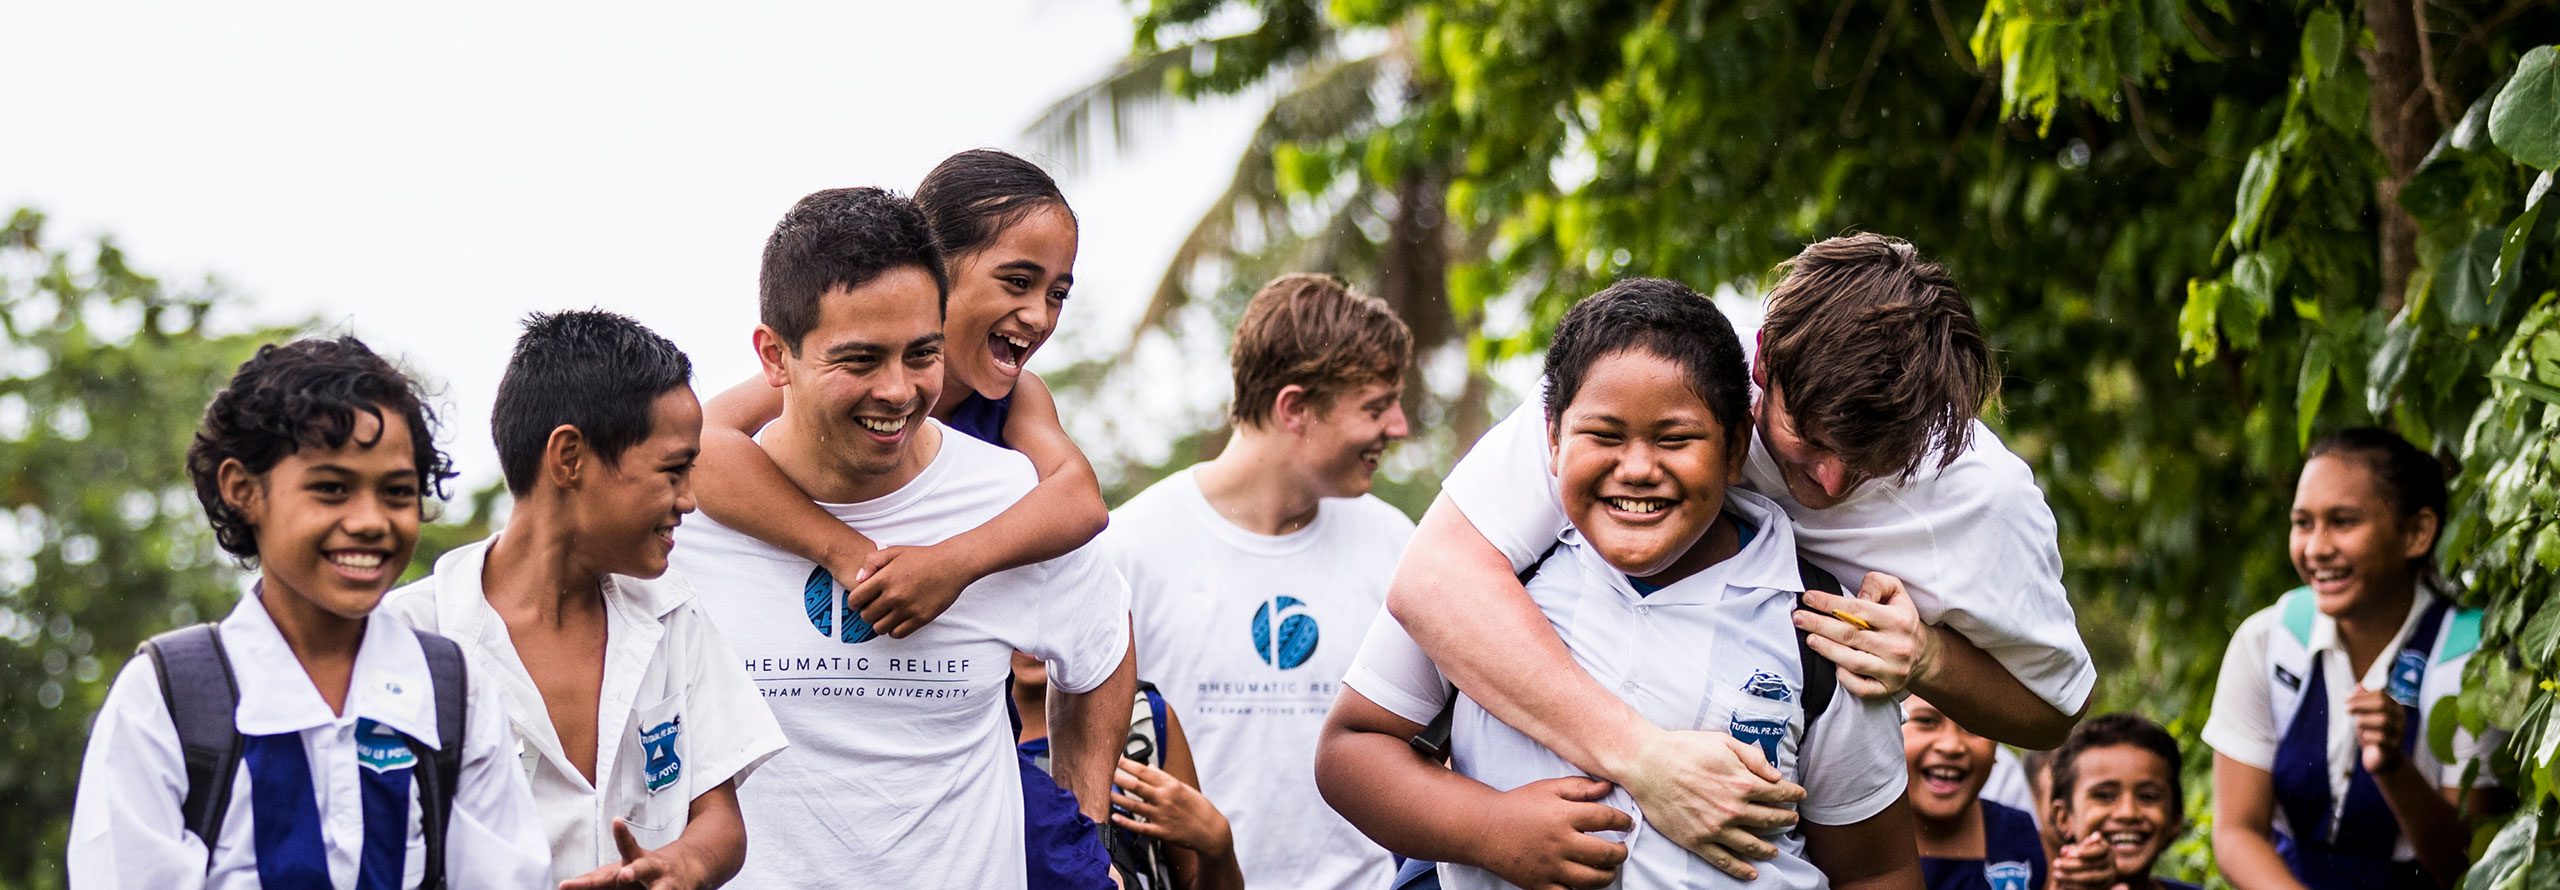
[1021,4,1494,506]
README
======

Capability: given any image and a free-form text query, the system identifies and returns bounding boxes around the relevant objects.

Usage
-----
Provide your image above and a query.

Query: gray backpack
[137,622,468,887]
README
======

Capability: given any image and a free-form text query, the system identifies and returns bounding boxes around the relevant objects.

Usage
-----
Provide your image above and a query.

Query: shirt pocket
[622,692,689,847]
[1709,686,1800,782]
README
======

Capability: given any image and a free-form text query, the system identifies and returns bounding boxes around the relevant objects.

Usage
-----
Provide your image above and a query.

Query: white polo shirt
[670,421,1132,889]
[1345,488,1909,890]
[382,537,789,883]
[1441,363,2094,714]
[2201,583,2496,860]
[1102,467,1411,890]
[69,587,550,889]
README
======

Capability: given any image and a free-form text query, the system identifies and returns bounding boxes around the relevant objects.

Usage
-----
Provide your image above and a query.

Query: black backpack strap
[411,629,469,890]
[140,623,243,870]
[1409,542,1565,760]
[1793,559,1842,743]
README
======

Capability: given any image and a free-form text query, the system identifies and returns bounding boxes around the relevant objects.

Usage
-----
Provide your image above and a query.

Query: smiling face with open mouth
[2290,453,2435,623]
[574,385,703,581]
[2059,743,2181,881]
[761,266,948,501]
[1552,348,1745,582]
[1902,694,1998,829]
[224,407,424,633]
[942,204,1077,406]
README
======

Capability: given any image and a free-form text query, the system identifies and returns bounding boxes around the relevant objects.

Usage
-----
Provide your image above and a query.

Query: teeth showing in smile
[991,333,1033,369]
[1605,497,1671,514]
[858,416,908,434]
[1922,766,1966,783]
[330,552,384,570]
[2107,832,2147,848]
[2312,568,2348,582]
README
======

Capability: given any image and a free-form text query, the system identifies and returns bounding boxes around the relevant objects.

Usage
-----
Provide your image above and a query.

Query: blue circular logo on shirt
[804,566,880,643]
[1251,596,1320,670]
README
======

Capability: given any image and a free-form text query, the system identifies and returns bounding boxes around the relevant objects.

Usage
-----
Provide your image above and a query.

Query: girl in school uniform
[2205,427,2496,890]
[68,337,548,888]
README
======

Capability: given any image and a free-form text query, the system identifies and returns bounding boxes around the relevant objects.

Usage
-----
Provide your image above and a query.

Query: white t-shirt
[2201,583,2495,861]
[383,536,789,883]
[1441,363,2095,714]
[1101,467,1412,890]
[670,421,1132,889]
[1345,488,1909,890]
[69,587,550,889]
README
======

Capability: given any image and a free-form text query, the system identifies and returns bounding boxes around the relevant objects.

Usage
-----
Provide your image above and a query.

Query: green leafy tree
[0,209,301,887]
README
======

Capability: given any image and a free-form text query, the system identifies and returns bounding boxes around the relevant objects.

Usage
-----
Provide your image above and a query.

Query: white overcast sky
[2,0,1272,491]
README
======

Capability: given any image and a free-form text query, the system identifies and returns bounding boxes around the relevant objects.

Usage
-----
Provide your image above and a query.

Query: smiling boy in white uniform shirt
[670,187,1135,889]
[384,311,785,888]
[1101,273,1413,890]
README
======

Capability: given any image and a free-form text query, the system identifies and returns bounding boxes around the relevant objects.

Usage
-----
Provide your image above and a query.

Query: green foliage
[2492,46,2560,172]
[0,209,301,887]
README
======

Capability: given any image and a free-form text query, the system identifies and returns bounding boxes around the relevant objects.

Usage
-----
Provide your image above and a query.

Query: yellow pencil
[1829,608,1875,631]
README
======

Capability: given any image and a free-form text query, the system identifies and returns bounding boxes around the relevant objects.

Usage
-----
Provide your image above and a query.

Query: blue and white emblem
[1728,672,1791,765]
[354,718,419,774]
[639,715,683,794]
[1251,596,1321,670]
[803,565,881,643]
[1985,861,2031,890]
[2387,650,2426,707]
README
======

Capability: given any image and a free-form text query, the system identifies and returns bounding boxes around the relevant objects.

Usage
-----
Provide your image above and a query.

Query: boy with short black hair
[383,310,785,888]
[71,336,548,888]
[2047,714,2203,890]
[1319,278,1921,890]
[1907,694,2047,890]
[1103,272,1414,890]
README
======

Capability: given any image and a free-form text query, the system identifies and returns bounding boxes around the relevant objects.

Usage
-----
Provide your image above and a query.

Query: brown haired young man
[1098,273,1416,890]
[1386,234,2094,879]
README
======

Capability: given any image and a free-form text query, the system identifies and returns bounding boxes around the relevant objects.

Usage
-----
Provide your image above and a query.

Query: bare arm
[1797,579,2082,748]
[1383,495,1802,876]
[1117,707,1244,890]
[1313,688,1630,889]
[2212,754,2311,890]
[1803,799,1924,890]
[696,374,881,571]
[555,782,746,890]
[2349,689,2471,887]
[1047,627,1140,823]
[852,373,1111,638]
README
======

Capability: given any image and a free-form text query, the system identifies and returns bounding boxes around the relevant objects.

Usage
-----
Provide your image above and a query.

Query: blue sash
[2269,597,2450,889]
[245,718,417,889]
[948,393,1012,447]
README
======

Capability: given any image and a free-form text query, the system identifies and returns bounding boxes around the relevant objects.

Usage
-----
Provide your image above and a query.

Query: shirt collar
[2302,580,2445,682]
[223,585,440,747]
[438,532,690,626]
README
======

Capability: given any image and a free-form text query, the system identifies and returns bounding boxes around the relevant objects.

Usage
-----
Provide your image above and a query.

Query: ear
[216,457,265,522]
[1724,435,1748,485]
[2047,797,2071,839]
[2403,507,2441,562]
[753,325,793,388]
[1548,420,1566,476]
[545,425,588,490]
[1751,335,1768,391]
[1271,384,1313,434]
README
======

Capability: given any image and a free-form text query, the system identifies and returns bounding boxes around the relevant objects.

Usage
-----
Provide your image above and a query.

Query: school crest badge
[1985,861,2032,890]
[640,715,683,794]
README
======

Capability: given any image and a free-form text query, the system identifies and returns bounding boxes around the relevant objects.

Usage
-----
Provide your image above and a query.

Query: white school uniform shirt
[1345,488,1909,890]
[670,421,1132,890]
[68,587,549,889]
[381,536,790,883]
[1100,467,1411,890]
[1441,354,2095,714]
[2200,582,2496,861]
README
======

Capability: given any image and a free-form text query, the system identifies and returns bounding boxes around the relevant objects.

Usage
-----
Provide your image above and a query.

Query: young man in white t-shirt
[1319,278,1922,890]
[1387,234,2095,878]
[383,310,787,887]
[1100,273,1414,890]
[669,187,1136,888]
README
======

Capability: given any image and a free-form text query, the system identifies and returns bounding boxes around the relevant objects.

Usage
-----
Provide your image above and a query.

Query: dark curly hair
[1544,278,1752,457]
[2047,712,2185,824]
[185,336,456,563]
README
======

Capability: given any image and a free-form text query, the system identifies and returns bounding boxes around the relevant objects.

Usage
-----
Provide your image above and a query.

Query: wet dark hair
[759,187,948,352]
[1544,278,1752,455]
[915,149,1074,263]
[2305,427,2451,561]
[2047,712,2185,824]
[185,336,455,563]
[492,310,694,495]
[1759,233,1994,482]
